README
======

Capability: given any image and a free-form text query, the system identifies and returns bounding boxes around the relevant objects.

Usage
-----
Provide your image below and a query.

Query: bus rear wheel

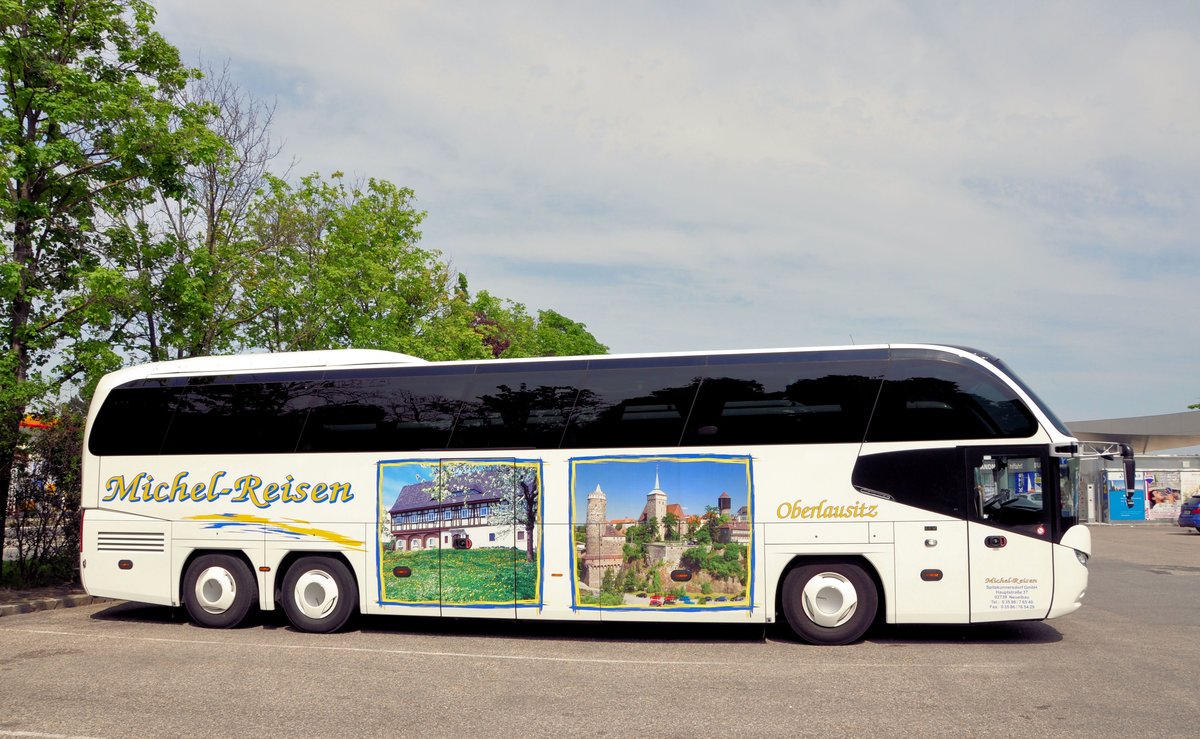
[781,561,877,645]
[183,554,256,628]
[281,556,357,633]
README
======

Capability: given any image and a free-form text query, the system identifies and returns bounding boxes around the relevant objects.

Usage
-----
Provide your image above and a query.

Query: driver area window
[973,454,1046,535]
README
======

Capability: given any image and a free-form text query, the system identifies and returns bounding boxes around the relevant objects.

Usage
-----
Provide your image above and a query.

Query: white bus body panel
[892,520,970,623]
[967,522,1054,622]
[81,509,173,606]
[1048,525,1090,619]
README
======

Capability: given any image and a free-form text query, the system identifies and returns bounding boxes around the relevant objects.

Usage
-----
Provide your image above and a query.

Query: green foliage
[0,0,221,559]
[680,542,748,585]
[601,567,616,594]
[662,510,679,541]
[645,515,660,541]
[245,173,449,355]
[624,522,653,545]
[578,590,625,606]
[531,309,607,357]
[470,293,607,358]
[380,547,537,603]
[240,173,607,362]
[622,540,645,562]
[621,567,637,592]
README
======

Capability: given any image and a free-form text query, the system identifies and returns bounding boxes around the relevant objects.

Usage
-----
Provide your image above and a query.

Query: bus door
[852,447,971,624]
[435,459,520,619]
[965,447,1055,622]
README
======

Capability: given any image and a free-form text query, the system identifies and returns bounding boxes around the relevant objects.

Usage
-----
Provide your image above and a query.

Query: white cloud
[155,0,1200,421]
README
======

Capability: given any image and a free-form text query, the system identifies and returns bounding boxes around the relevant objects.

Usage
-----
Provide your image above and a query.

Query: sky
[153,1,1200,427]
[571,456,753,520]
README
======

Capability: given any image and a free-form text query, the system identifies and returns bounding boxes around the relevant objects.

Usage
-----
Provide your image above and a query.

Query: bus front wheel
[781,561,877,645]
[281,556,357,633]
[183,554,256,628]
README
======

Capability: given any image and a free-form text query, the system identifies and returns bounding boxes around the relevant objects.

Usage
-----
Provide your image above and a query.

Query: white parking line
[0,732,106,739]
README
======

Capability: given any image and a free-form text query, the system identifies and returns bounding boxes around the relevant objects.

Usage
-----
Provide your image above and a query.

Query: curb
[0,594,116,618]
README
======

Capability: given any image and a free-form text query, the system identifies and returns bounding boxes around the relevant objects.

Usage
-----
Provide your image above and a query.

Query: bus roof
[137,349,427,376]
[119,343,1017,379]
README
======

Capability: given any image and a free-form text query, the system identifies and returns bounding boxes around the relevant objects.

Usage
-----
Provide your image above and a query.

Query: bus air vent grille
[97,531,166,552]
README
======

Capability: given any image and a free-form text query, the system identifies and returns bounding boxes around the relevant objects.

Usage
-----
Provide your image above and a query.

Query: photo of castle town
[377,459,542,607]
[571,455,753,610]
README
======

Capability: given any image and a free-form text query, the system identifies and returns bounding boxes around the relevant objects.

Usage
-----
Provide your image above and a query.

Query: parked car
[679,595,694,604]
[649,596,663,607]
[664,595,676,604]
[1179,495,1200,532]
[635,592,648,598]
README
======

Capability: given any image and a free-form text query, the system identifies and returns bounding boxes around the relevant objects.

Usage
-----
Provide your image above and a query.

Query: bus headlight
[1075,549,1089,566]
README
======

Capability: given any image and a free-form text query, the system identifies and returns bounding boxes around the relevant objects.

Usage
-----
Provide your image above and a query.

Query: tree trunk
[0,408,25,567]
[1,214,35,569]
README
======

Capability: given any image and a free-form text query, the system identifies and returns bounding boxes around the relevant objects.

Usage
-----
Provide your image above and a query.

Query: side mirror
[1122,443,1137,493]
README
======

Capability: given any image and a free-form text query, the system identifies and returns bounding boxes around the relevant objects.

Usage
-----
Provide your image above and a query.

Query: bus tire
[281,556,357,633]
[183,554,256,629]
[781,561,877,645]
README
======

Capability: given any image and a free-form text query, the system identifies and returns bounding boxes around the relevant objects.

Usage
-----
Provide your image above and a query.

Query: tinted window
[865,358,1037,442]
[93,350,1036,456]
[450,364,586,449]
[163,380,316,454]
[297,369,473,452]
[88,383,175,456]
[89,378,319,456]
[852,448,965,517]
[683,356,884,445]
[561,358,704,448]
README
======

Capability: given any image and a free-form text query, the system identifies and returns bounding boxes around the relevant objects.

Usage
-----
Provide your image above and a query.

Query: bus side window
[971,454,1046,532]
[865,358,1038,442]
[561,359,703,449]
[851,449,965,517]
[158,380,315,455]
[450,365,586,450]
[88,383,175,456]
[297,370,472,452]
[682,357,884,446]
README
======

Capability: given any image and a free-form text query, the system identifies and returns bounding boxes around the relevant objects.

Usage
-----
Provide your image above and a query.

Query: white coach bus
[80,344,1125,644]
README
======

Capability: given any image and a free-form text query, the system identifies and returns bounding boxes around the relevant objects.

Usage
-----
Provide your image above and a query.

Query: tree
[645,515,660,542]
[702,505,724,540]
[621,567,636,593]
[662,510,679,541]
[0,0,220,558]
[531,309,607,357]
[600,567,615,594]
[470,290,607,358]
[119,61,284,361]
[245,173,434,352]
[622,540,644,563]
[430,461,539,562]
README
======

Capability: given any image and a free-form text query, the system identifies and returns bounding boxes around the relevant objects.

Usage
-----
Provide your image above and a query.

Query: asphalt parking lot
[1,524,1197,738]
